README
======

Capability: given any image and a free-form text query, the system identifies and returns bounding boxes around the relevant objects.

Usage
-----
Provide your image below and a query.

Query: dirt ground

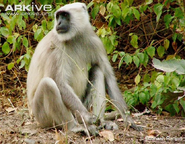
[0,105,185,144]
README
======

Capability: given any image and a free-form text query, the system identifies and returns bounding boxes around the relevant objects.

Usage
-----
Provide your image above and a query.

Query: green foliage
[129,33,139,49]
[0,0,58,71]
[89,0,185,115]
[1,0,185,116]
[125,70,185,115]
[153,3,163,22]
[96,27,118,54]
[153,58,185,74]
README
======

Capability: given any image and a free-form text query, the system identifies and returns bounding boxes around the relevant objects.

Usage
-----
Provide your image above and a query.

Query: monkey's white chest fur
[27,31,90,103]
[46,45,89,99]
[57,48,88,98]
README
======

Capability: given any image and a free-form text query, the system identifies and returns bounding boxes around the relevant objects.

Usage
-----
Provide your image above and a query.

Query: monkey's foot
[70,124,99,136]
[100,120,118,130]
[70,124,88,135]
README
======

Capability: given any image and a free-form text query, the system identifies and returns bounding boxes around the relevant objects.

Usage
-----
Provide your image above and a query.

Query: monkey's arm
[58,82,97,125]
[93,41,142,130]
[106,63,143,131]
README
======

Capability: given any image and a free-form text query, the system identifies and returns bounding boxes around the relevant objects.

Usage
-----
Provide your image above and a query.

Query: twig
[8,98,15,108]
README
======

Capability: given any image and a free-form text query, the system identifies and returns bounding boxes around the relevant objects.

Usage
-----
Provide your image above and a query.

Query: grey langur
[27,2,141,135]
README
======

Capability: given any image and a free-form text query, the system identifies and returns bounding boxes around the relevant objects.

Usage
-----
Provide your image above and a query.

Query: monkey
[27,2,142,135]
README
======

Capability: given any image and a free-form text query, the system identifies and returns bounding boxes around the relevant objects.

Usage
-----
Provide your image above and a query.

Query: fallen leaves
[99,130,114,142]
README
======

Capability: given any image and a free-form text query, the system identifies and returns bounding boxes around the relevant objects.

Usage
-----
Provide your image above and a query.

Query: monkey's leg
[32,77,85,133]
[84,66,118,130]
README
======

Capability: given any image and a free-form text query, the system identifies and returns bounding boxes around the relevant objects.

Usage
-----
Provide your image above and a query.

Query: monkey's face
[53,2,90,41]
[55,11,70,34]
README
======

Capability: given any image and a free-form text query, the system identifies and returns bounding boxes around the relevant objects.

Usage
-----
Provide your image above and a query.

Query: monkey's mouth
[56,26,69,34]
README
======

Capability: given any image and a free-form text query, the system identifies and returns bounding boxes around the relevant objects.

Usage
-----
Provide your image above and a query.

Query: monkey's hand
[87,124,99,136]
[131,123,143,131]
[80,113,100,136]
[82,113,100,125]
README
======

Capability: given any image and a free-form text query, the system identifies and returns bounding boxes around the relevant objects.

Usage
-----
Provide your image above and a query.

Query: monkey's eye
[56,11,70,20]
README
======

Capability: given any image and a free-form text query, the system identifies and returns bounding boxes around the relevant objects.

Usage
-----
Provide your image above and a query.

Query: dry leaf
[99,130,114,142]
[147,130,161,136]
[117,118,124,122]
[99,5,106,16]
[55,129,66,144]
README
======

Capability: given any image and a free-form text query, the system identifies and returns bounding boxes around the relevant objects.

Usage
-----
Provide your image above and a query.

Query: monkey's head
[53,2,90,42]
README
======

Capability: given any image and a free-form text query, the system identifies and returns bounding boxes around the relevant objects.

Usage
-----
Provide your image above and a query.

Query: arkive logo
[5,2,52,12]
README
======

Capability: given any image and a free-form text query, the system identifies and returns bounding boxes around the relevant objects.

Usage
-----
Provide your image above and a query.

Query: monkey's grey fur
[27,2,141,135]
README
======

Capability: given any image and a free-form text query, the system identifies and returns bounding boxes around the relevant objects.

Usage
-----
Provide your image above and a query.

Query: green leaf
[109,34,118,46]
[154,75,164,88]
[164,14,173,28]
[157,46,165,58]
[127,0,133,6]
[164,39,170,50]
[18,15,26,30]
[171,76,180,88]
[130,34,139,48]
[7,63,14,70]
[132,7,140,20]
[135,74,141,85]
[34,29,43,41]
[143,52,149,67]
[121,3,129,18]
[152,58,185,74]
[133,55,140,67]
[87,1,94,9]
[112,53,118,62]
[0,3,4,7]
[1,13,10,21]
[139,92,147,104]
[2,42,10,55]
[0,27,9,37]
[119,52,125,57]
[146,46,155,58]
[118,57,124,68]
[137,52,144,63]
[151,101,157,109]
[140,5,148,13]
[19,60,25,69]
[7,36,14,44]
[150,84,157,97]
[174,7,184,19]
[115,17,121,25]
[112,4,121,18]
[23,37,28,48]
[33,24,38,32]
[91,4,100,19]
[102,37,115,54]
[153,3,163,22]
[42,20,47,31]
[180,99,185,112]
[173,102,180,114]
[143,74,150,82]
[124,54,132,65]
[146,0,153,5]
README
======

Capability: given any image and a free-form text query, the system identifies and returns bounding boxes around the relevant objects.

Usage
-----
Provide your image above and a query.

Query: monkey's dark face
[54,2,90,41]
[56,11,70,34]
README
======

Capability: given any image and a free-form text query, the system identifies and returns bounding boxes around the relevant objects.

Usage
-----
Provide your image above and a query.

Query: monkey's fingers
[88,124,99,136]
[131,123,144,131]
